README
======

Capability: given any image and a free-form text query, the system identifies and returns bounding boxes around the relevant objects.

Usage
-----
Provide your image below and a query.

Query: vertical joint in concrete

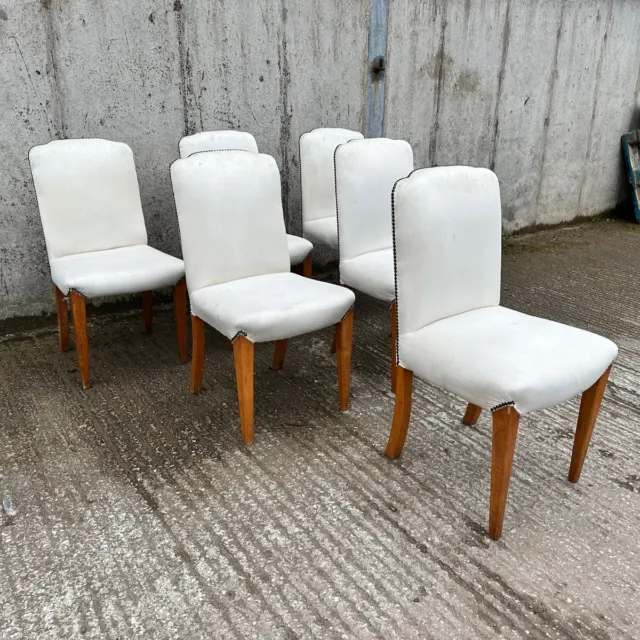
[365,0,389,138]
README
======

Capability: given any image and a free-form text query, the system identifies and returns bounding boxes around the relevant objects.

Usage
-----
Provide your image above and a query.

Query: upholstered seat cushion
[286,234,313,265]
[399,305,618,415]
[190,272,355,342]
[303,216,339,250]
[340,248,395,302]
[50,245,185,297]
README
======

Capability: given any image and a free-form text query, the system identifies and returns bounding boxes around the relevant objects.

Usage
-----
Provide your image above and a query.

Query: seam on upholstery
[340,304,355,322]
[333,143,342,282]
[490,400,515,412]
[231,330,248,342]
[185,149,250,159]
[299,132,306,232]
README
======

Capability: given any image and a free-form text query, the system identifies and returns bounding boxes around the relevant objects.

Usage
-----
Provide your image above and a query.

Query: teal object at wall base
[622,131,640,223]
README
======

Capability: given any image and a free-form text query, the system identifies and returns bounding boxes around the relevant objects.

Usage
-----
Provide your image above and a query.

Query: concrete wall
[1,0,638,319]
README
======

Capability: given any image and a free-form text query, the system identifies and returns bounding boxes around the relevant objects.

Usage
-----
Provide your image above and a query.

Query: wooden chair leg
[271,339,288,370]
[190,316,205,393]
[53,285,70,352]
[173,278,188,364]
[336,308,354,410]
[391,302,397,393]
[384,366,414,459]
[302,253,312,278]
[142,290,153,334]
[568,366,612,483]
[233,335,255,446]
[489,406,520,540]
[462,403,483,425]
[69,290,91,390]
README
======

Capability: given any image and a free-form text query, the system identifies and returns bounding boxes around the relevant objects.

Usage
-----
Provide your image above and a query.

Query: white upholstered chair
[179,131,313,275]
[299,128,364,271]
[171,151,356,445]
[334,137,414,391]
[386,166,618,540]
[29,139,187,389]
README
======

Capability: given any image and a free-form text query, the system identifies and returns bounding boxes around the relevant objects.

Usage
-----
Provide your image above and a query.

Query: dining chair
[179,130,313,275]
[29,139,187,389]
[171,151,356,445]
[334,137,414,391]
[299,128,364,275]
[385,165,618,539]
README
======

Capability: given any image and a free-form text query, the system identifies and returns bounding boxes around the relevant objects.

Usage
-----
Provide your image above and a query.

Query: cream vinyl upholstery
[178,131,312,266]
[300,128,363,249]
[171,152,354,342]
[29,139,184,297]
[393,166,618,414]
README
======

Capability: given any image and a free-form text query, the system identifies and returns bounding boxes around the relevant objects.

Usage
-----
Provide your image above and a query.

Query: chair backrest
[29,139,148,261]
[393,166,502,336]
[171,151,289,294]
[179,131,259,159]
[335,138,413,262]
[299,128,363,225]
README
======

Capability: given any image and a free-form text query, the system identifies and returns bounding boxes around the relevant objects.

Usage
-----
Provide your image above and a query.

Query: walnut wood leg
[142,290,153,334]
[271,339,288,370]
[384,366,414,459]
[302,253,312,278]
[173,278,188,364]
[335,308,354,410]
[489,406,520,540]
[69,291,90,390]
[568,366,612,483]
[233,335,255,446]
[462,403,483,425]
[391,302,397,393]
[53,285,70,352]
[190,316,205,393]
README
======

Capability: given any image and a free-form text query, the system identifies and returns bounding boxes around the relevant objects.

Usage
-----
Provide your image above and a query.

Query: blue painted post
[365,0,389,139]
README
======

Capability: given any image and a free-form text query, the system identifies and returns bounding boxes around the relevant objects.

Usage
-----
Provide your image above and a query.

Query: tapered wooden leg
[463,403,483,425]
[391,302,397,393]
[142,290,153,334]
[53,285,70,352]
[385,366,414,459]
[489,406,520,540]
[69,291,90,390]
[233,335,255,446]
[302,253,312,278]
[190,316,205,393]
[568,366,612,483]
[336,308,354,410]
[271,339,288,370]
[173,278,188,364]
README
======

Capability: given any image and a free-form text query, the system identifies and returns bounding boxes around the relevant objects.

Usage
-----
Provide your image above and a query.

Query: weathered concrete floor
[1,219,639,639]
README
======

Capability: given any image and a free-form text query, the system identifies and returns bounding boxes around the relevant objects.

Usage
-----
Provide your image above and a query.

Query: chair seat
[304,216,338,249]
[50,245,185,298]
[340,248,395,302]
[191,272,355,342]
[286,234,313,266]
[399,306,618,415]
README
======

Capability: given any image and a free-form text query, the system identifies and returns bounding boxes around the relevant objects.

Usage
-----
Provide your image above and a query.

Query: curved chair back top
[299,128,363,225]
[171,151,289,294]
[393,166,501,335]
[335,138,413,262]
[179,131,259,159]
[29,139,147,261]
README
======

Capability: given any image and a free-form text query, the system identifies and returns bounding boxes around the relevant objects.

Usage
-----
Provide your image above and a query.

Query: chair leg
[384,366,414,459]
[391,302,397,393]
[69,291,91,390]
[336,308,354,410]
[173,278,188,364]
[489,406,520,540]
[302,253,312,278]
[462,403,483,425]
[190,316,205,393]
[233,335,255,446]
[53,285,70,352]
[142,290,153,334]
[271,339,288,370]
[568,366,612,483]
